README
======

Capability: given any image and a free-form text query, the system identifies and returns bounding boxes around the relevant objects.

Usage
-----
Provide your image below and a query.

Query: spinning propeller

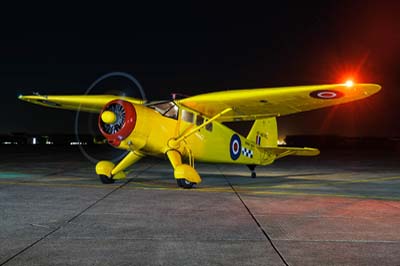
[74,72,146,163]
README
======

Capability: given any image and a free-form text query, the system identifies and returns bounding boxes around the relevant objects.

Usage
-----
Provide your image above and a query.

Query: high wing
[177,83,381,122]
[18,94,145,113]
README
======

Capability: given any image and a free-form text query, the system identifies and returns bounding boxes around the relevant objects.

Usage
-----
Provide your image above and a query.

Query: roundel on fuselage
[230,134,241,160]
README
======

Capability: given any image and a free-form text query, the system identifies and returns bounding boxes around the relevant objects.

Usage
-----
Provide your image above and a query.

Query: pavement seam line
[219,168,290,266]
[0,163,155,266]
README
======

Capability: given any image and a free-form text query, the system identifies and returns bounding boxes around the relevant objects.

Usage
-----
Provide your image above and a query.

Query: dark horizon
[1,2,399,137]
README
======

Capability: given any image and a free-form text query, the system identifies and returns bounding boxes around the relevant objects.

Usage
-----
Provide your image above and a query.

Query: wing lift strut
[166,107,232,188]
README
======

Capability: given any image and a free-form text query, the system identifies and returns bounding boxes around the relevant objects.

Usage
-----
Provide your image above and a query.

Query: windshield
[149,101,179,119]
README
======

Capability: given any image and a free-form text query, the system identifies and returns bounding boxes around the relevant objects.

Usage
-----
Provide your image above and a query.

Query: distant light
[2,142,19,145]
[345,80,354,87]
[70,141,87,146]
[32,137,37,145]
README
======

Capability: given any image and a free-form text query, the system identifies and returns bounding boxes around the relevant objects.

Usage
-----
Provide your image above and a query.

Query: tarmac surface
[0,146,399,265]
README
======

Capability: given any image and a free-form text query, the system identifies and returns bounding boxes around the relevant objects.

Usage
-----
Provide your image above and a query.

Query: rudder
[247,117,278,147]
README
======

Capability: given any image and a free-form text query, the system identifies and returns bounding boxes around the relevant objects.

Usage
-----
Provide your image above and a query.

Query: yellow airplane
[19,81,381,188]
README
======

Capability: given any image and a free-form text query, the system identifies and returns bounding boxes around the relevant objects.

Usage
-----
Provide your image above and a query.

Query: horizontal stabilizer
[263,146,320,159]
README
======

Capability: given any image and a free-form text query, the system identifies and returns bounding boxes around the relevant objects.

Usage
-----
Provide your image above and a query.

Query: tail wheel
[247,165,257,178]
[176,179,195,189]
[99,175,115,184]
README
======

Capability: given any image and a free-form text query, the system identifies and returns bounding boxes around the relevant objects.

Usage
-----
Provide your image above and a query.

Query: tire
[176,179,195,189]
[99,175,115,184]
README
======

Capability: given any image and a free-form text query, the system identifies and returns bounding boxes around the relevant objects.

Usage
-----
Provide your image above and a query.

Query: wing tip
[17,95,38,102]
[356,83,382,97]
[371,83,382,94]
[18,95,32,102]
[335,83,381,98]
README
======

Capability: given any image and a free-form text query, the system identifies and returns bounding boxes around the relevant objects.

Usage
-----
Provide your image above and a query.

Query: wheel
[176,179,195,189]
[99,175,115,184]
[247,165,257,178]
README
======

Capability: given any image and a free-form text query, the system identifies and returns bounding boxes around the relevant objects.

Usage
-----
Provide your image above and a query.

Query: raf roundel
[230,134,241,160]
[310,90,344,99]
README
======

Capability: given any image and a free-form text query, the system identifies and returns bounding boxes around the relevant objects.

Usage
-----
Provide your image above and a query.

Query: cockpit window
[149,102,179,119]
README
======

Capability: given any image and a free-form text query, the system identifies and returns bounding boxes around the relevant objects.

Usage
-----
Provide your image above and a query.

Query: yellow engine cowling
[98,100,165,153]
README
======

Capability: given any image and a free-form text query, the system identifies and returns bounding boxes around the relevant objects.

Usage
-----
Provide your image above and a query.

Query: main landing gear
[95,151,143,184]
[167,149,201,189]
[247,165,257,178]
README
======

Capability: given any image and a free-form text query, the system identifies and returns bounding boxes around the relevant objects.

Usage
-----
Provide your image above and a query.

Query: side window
[196,115,204,126]
[182,110,194,123]
[206,121,213,132]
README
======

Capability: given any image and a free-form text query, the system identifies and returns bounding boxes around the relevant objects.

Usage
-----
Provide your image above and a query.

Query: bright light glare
[345,80,354,87]
[277,138,287,146]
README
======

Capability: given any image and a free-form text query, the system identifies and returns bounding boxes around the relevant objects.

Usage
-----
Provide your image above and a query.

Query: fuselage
[113,101,275,166]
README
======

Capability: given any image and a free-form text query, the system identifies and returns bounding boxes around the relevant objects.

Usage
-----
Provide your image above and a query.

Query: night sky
[1,1,399,137]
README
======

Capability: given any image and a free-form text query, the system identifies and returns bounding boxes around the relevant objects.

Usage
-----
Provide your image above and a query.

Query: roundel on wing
[310,90,344,99]
[230,134,241,160]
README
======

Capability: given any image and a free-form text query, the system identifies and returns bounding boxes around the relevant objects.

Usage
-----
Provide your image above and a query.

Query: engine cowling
[98,100,136,146]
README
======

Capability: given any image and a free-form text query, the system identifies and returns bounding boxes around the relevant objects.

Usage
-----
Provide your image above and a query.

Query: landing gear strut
[95,151,143,184]
[166,149,201,189]
[247,165,257,178]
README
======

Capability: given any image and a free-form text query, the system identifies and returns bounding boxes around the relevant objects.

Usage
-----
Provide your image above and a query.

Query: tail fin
[247,117,277,147]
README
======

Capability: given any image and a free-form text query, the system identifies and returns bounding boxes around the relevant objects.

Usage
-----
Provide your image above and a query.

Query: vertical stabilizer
[247,117,278,147]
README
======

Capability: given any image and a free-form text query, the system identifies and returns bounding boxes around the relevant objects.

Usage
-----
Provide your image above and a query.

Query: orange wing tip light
[345,80,354,87]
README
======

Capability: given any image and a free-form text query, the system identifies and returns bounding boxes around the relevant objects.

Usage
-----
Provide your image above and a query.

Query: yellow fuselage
[117,103,275,166]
